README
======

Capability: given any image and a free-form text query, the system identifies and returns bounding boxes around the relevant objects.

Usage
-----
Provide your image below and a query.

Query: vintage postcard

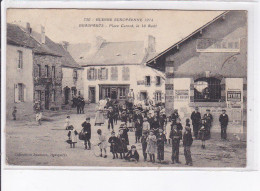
[4,9,247,168]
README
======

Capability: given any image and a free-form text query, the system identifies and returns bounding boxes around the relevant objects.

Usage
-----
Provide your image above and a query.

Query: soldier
[170,124,182,164]
[191,107,201,139]
[219,109,229,140]
[107,106,114,131]
[203,109,213,139]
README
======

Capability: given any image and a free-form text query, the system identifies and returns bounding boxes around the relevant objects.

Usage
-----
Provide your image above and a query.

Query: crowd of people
[65,97,229,166]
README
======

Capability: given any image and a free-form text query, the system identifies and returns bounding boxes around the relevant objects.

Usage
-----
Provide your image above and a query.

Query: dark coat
[170,113,179,124]
[170,129,182,143]
[157,133,166,148]
[108,136,119,153]
[81,121,91,139]
[171,122,183,131]
[117,134,128,153]
[120,127,129,145]
[125,150,139,161]
[183,131,193,146]
[135,121,142,137]
[203,113,213,128]
[219,114,229,127]
[191,111,201,125]
[107,110,114,120]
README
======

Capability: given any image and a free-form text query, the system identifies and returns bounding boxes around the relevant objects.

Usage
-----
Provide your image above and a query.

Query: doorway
[111,88,117,99]
[45,90,50,109]
[64,87,70,105]
[89,87,96,103]
[140,91,147,101]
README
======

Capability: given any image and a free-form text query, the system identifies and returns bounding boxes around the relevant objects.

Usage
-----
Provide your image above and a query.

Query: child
[142,117,150,135]
[183,126,193,166]
[157,129,166,163]
[135,118,142,143]
[97,129,108,158]
[108,131,119,159]
[170,125,182,164]
[125,145,139,162]
[199,119,207,149]
[118,129,128,159]
[176,118,183,131]
[36,110,42,126]
[141,131,149,161]
[64,115,71,130]
[67,127,78,148]
[81,117,91,150]
[12,106,17,120]
[185,118,190,127]
[146,130,157,163]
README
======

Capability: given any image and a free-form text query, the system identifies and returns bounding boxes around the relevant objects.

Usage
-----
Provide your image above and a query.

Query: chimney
[41,25,45,44]
[26,23,32,34]
[95,36,106,50]
[147,35,156,53]
[62,41,69,50]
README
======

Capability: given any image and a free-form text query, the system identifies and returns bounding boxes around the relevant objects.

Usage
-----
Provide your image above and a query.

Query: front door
[45,90,50,109]
[89,87,96,103]
[64,87,70,105]
[111,87,117,99]
[140,91,147,101]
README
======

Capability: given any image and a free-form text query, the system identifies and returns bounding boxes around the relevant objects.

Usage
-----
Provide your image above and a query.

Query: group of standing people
[72,96,85,114]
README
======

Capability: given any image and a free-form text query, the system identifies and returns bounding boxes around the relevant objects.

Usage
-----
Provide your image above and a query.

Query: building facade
[6,44,34,119]
[77,37,165,105]
[147,11,247,134]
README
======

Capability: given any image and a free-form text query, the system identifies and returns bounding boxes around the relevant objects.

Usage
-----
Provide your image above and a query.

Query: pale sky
[7,9,224,52]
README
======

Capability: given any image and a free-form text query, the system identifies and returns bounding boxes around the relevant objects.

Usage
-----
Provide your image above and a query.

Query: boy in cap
[108,131,119,159]
[125,145,139,162]
[81,117,91,150]
[183,126,193,166]
[157,129,166,163]
[107,106,114,131]
[170,124,182,164]
[219,109,229,140]
[191,107,201,139]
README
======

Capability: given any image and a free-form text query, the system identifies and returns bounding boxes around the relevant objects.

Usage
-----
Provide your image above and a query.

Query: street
[6,104,246,167]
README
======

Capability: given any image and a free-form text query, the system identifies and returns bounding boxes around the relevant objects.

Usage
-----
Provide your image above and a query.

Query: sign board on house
[175,89,189,101]
[227,90,241,102]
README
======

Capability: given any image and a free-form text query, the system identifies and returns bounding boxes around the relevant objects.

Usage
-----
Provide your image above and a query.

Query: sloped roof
[82,41,146,66]
[67,43,92,64]
[7,23,61,56]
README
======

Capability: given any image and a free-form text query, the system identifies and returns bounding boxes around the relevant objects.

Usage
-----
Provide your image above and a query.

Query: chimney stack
[147,35,156,53]
[26,23,32,34]
[62,41,69,50]
[41,25,45,44]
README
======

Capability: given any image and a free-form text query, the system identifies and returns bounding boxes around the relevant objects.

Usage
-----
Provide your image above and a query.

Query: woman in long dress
[94,100,105,126]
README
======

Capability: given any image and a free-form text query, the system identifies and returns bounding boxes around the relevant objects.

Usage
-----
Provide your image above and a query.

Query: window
[88,68,95,80]
[73,70,78,80]
[18,51,23,69]
[155,91,162,101]
[122,67,130,81]
[119,88,126,99]
[111,67,118,81]
[35,90,41,101]
[105,88,111,98]
[45,65,49,77]
[51,90,56,102]
[18,83,24,102]
[145,76,151,86]
[100,68,107,80]
[194,77,221,102]
[156,76,161,86]
[37,64,41,77]
[52,66,56,78]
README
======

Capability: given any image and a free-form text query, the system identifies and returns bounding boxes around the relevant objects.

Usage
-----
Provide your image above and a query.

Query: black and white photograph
[4,9,247,168]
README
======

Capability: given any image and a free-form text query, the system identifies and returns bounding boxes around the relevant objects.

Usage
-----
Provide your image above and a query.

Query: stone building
[68,36,165,105]
[147,11,247,134]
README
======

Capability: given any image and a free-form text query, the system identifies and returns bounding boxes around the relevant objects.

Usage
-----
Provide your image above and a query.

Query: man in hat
[81,117,91,150]
[203,109,213,139]
[107,106,114,131]
[219,109,229,140]
[191,107,201,139]
[170,124,182,164]
[157,128,166,163]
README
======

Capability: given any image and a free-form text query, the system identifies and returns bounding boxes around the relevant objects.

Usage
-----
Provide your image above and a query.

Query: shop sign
[175,90,189,101]
[196,38,240,53]
[227,90,241,102]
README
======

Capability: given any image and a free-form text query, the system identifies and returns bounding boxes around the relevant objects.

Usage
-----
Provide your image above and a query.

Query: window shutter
[106,68,108,80]
[220,78,226,102]
[190,79,194,102]
[14,84,19,103]
[98,69,101,80]
[115,67,118,80]
[24,85,27,102]
[94,68,97,80]
[87,69,90,80]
